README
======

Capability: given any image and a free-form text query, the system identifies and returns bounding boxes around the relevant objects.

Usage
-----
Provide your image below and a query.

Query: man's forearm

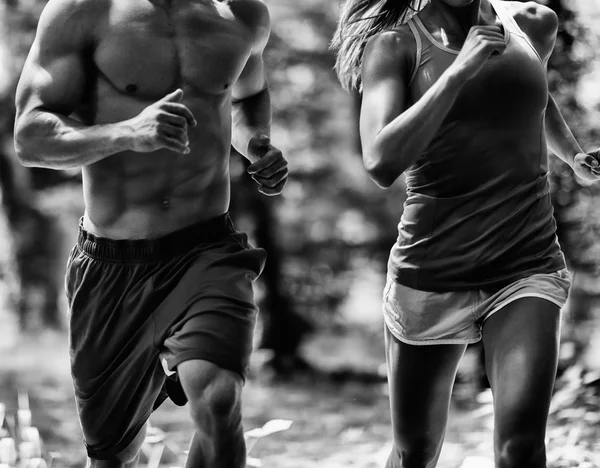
[14,110,132,170]
[231,87,271,159]
[545,93,584,166]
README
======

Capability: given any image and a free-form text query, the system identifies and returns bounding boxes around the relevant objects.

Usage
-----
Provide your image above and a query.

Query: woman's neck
[457,3,479,33]
[423,0,496,38]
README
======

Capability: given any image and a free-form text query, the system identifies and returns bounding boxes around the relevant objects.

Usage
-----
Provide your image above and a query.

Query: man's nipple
[125,84,138,94]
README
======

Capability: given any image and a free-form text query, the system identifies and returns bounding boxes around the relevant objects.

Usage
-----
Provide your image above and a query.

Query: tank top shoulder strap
[405,18,423,86]
[490,0,545,64]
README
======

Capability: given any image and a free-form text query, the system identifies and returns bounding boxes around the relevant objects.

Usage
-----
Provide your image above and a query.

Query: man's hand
[571,150,600,182]
[247,135,288,196]
[125,89,197,154]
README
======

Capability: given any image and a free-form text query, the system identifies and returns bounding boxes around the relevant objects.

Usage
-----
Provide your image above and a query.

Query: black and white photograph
[0,0,599,467]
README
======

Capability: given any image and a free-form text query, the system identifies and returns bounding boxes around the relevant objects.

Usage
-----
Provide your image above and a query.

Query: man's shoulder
[37,0,110,49]
[503,1,558,44]
[40,0,110,35]
[229,0,269,30]
[44,0,110,19]
[229,0,270,49]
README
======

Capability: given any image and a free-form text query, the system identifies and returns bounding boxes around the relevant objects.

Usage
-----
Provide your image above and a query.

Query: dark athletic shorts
[64,213,266,460]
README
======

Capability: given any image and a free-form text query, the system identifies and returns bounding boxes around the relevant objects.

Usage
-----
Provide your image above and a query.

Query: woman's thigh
[482,298,561,456]
[385,327,466,458]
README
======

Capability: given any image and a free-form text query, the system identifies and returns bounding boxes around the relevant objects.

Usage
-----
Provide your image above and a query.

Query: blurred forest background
[0,0,599,467]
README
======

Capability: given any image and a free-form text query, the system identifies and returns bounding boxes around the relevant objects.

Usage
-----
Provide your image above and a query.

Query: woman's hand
[571,150,600,182]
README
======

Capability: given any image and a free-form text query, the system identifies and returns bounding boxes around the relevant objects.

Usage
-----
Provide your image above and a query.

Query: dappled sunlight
[1,0,599,467]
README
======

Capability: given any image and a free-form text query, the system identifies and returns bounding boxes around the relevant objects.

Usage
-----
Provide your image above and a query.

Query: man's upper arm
[231,0,270,101]
[15,0,97,123]
[511,1,558,65]
[359,30,412,157]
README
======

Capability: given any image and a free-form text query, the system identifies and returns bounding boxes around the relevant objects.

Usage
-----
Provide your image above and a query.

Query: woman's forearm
[365,70,466,187]
[544,93,583,166]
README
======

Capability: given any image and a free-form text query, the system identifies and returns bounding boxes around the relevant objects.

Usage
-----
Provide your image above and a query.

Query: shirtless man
[14,0,287,466]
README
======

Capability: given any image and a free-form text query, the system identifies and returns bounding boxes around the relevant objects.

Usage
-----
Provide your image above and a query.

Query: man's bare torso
[77,0,264,238]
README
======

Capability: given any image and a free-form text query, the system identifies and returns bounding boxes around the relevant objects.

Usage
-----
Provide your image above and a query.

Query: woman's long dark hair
[331,0,427,92]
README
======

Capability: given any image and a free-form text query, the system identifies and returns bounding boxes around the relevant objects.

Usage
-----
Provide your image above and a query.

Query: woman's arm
[512,2,600,178]
[359,30,465,188]
[360,24,506,188]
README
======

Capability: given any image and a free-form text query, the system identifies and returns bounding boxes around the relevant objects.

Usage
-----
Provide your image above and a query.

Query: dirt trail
[0,331,491,468]
[1,330,598,468]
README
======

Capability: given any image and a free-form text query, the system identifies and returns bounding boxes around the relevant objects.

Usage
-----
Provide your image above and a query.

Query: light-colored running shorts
[382,269,572,345]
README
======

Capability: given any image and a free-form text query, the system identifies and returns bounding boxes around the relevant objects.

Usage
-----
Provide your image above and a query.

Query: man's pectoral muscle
[15,0,275,239]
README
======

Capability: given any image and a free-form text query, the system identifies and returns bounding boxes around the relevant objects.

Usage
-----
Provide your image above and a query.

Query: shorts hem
[482,293,566,323]
[85,411,152,461]
[385,322,481,346]
[391,263,568,293]
[167,352,247,383]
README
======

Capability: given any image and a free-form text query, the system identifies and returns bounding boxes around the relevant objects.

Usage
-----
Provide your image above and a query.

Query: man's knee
[496,433,546,468]
[186,367,243,433]
[387,436,442,468]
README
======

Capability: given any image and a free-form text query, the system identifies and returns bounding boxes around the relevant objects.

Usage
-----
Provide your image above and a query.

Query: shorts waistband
[77,213,235,263]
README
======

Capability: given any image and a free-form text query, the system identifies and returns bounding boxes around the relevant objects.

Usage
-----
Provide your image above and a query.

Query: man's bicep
[17,48,88,117]
[15,0,92,119]
[231,52,268,101]
[231,0,271,101]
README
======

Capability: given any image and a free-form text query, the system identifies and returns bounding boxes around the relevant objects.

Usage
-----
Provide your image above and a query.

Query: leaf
[246,457,263,467]
[245,420,293,439]
[459,456,494,468]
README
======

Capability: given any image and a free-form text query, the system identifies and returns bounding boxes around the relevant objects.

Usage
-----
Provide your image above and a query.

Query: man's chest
[93,0,253,97]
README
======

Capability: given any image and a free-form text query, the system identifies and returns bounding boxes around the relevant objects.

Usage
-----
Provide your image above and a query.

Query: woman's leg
[385,327,467,468]
[482,298,561,468]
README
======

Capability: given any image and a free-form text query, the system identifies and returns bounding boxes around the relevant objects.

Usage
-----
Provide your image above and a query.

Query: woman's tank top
[388,0,566,291]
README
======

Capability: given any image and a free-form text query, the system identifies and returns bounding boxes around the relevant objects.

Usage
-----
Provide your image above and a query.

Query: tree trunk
[0,148,62,330]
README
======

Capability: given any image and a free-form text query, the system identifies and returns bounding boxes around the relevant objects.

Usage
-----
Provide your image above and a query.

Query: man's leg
[385,327,466,468]
[482,298,561,468]
[85,424,147,468]
[177,360,246,468]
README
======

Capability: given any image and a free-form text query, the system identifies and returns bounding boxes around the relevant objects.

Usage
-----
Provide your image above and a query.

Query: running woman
[14,0,287,467]
[332,0,600,467]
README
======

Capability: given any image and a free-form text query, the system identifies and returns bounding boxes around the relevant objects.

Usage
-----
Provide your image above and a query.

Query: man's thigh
[157,236,266,380]
[67,252,167,460]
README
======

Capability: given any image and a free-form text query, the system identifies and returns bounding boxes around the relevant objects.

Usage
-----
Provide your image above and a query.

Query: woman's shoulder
[369,22,417,45]
[504,1,557,31]
[363,24,417,66]
[502,1,558,60]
